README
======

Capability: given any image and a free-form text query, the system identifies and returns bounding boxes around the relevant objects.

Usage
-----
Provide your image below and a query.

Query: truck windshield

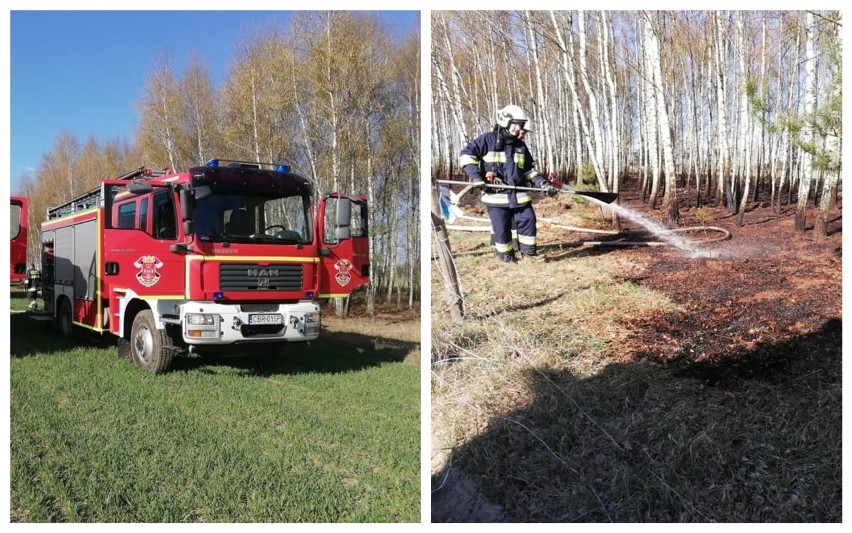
[193,192,312,244]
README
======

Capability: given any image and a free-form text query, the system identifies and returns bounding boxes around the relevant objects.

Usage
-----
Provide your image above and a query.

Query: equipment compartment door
[101,181,187,302]
[318,194,369,298]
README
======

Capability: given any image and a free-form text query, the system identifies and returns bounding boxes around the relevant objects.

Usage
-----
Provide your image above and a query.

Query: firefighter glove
[541,182,558,197]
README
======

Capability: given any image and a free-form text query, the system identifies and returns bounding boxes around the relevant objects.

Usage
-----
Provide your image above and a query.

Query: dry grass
[430,200,841,522]
[324,304,421,365]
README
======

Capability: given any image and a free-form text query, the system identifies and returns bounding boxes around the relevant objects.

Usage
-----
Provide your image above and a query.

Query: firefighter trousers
[487,203,537,260]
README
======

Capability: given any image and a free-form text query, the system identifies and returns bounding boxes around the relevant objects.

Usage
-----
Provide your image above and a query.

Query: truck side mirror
[336,198,351,225]
[179,189,194,222]
[335,198,352,240]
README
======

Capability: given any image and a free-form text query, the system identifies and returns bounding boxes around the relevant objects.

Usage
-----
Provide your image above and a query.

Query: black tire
[129,310,174,373]
[55,298,74,339]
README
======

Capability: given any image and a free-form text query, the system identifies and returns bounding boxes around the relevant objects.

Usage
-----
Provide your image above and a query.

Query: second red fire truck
[40,159,369,373]
[11,196,28,283]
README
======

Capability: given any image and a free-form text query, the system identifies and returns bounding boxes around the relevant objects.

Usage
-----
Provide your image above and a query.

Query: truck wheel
[56,298,74,339]
[129,310,174,373]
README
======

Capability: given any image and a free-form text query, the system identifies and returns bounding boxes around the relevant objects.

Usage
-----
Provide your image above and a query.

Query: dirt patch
[613,191,841,370]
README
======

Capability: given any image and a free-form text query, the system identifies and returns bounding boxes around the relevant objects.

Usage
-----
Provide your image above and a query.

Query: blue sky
[8,10,420,194]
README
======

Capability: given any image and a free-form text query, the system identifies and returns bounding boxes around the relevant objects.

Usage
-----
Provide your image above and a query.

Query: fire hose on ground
[436,180,732,248]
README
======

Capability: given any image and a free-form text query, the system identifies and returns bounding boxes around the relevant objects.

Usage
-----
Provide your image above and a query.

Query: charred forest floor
[431,176,841,522]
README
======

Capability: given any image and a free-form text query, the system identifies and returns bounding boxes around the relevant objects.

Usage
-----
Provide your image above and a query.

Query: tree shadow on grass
[9,312,419,376]
[432,318,841,522]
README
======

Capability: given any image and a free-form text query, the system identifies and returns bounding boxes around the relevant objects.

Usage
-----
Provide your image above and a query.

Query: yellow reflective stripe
[482,195,510,205]
[518,235,536,245]
[494,241,513,253]
[515,153,526,167]
[192,255,319,262]
[524,169,541,181]
[459,154,479,167]
[482,151,506,164]
[481,193,533,206]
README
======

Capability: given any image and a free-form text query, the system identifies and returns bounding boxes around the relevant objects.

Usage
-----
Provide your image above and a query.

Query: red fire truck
[40,159,369,372]
[11,196,28,283]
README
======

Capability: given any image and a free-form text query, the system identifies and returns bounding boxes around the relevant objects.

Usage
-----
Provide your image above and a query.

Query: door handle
[105,262,119,275]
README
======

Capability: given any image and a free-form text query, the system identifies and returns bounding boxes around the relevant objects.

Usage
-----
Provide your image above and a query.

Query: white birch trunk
[523,11,554,172]
[735,12,752,226]
[795,11,816,231]
[713,11,732,207]
[643,14,678,223]
[578,12,607,189]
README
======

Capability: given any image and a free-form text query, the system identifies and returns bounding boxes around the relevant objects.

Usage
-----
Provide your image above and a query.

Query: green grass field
[10,290,420,523]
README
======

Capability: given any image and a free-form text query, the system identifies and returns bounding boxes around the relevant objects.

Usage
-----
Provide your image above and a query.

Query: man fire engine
[40,159,369,373]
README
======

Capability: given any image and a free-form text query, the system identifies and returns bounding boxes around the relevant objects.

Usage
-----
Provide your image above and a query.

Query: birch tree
[139,53,182,171]
[735,12,752,227]
[795,11,816,231]
[180,53,218,167]
[643,13,679,224]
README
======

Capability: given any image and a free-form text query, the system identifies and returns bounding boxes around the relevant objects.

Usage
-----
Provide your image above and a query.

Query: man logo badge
[248,268,277,289]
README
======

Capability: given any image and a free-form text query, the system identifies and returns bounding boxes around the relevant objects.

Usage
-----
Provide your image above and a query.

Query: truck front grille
[220,263,303,291]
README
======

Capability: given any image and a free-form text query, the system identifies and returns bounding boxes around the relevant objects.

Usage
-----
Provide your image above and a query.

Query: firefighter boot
[520,246,546,262]
[496,251,517,264]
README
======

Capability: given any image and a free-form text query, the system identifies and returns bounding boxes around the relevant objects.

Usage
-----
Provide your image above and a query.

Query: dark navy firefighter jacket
[459,129,547,208]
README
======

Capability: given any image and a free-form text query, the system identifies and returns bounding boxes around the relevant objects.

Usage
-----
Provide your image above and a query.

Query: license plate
[248,314,283,325]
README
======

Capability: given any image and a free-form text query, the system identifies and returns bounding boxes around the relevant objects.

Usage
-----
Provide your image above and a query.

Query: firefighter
[25,263,41,310]
[459,104,557,263]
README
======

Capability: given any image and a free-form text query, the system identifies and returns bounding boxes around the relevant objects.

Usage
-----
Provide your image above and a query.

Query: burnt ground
[603,182,841,378]
[532,177,842,374]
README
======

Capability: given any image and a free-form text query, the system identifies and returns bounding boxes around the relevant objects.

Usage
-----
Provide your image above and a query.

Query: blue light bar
[276,164,290,174]
[305,291,315,299]
[214,291,224,300]
[206,159,220,168]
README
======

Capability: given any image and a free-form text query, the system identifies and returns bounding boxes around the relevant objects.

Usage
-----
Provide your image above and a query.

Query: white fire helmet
[496,104,530,128]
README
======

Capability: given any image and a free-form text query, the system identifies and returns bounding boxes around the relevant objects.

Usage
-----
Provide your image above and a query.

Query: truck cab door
[101,181,187,315]
[317,193,369,298]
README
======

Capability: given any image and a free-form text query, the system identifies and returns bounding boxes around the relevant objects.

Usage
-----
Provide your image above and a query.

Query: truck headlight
[304,312,320,335]
[186,313,220,338]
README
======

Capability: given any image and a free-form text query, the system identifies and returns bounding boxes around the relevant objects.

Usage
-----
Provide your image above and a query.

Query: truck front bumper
[179,300,321,345]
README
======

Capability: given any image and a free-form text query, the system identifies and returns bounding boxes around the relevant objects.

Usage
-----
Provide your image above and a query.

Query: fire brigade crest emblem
[134,255,164,287]
[334,258,353,287]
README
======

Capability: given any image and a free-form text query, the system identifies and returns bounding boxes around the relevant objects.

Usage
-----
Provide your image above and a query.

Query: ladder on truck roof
[46,166,169,220]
